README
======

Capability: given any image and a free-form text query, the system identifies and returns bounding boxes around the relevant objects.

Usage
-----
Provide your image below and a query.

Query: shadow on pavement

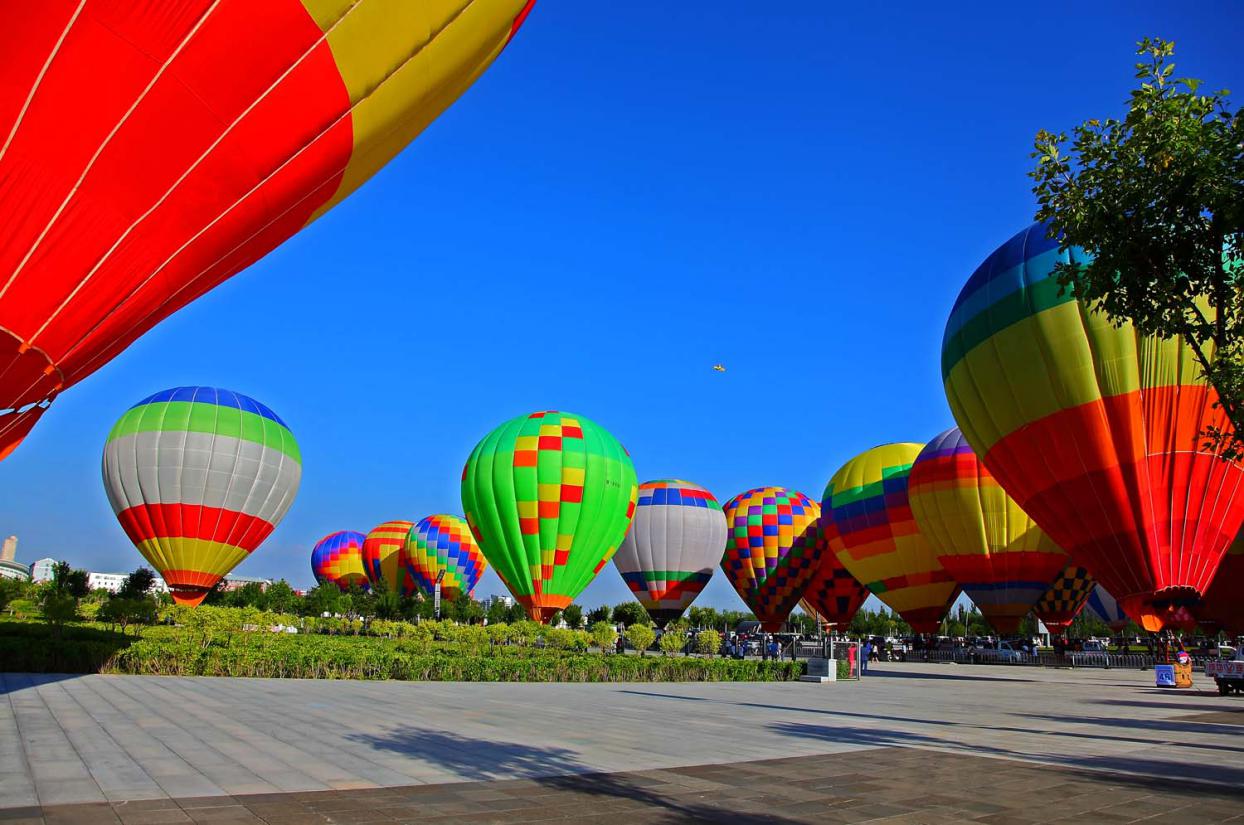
[864,667,1034,682]
[1093,698,1244,713]
[350,727,804,824]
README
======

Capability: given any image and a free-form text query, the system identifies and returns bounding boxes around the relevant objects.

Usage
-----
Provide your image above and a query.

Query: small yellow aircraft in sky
[712,364,726,373]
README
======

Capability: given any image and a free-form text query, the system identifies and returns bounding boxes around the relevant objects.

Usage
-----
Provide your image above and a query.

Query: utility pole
[434,570,446,620]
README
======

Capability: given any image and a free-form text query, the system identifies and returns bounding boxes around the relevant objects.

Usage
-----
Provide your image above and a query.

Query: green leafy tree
[98,567,160,635]
[503,602,528,624]
[561,603,584,629]
[486,598,511,626]
[264,580,298,615]
[624,623,656,656]
[587,604,611,625]
[347,582,375,618]
[658,622,687,656]
[117,568,156,599]
[302,582,344,617]
[695,629,721,656]
[1032,37,1244,455]
[39,561,90,637]
[589,620,617,652]
[611,601,651,628]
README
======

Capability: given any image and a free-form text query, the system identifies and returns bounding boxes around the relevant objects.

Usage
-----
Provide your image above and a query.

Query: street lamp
[434,570,446,620]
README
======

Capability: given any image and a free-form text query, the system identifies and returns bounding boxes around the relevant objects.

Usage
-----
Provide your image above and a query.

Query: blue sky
[3,2,1242,612]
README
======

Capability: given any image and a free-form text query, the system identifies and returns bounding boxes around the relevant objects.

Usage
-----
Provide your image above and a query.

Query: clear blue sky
[3,2,1242,612]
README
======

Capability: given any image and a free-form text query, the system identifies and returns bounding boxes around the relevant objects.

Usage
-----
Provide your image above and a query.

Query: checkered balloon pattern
[363,520,417,596]
[462,411,638,622]
[800,523,868,630]
[1033,565,1095,634]
[405,514,488,600]
[721,487,823,630]
[311,530,369,592]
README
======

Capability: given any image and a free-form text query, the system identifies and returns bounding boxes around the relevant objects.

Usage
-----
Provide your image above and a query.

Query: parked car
[970,639,1025,663]
[1080,640,1109,654]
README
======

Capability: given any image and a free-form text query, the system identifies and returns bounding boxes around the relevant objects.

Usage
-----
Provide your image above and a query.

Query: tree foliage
[624,623,656,656]
[1031,37,1244,455]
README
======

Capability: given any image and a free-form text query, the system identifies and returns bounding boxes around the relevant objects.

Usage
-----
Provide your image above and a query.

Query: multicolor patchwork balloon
[908,428,1068,635]
[0,0,536,461]
[823,444,958,634]
[721,487,823,632]
[404,515,488,600]
[943,223,1244,631]
[462,411,638,622]
[613,479,727,627]
[1033,566,1095,635]
[798,538,869,631]
[102,387,301,606]
[1084,585,1132,633]
[311,531,369,592]
[363,521,416,597]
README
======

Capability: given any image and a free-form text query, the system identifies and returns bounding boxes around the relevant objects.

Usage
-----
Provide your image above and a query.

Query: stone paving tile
[15,748,1240,825]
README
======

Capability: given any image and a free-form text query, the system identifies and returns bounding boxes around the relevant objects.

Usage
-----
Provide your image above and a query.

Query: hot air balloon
[102,387,300,606]
[800,523,869,631]
[612,480,727,627]
[721,487,823,632]
[405,515,488,601]
[943,223,1244,631]
[822,444,959,634]
[1199,536,1244,635]
[1032,565,1095,636]
[363,521,416,596]
[311,531,369,592]
[1084,585,1132,634]
[0,0,536,461]
[461,411,637,622]
[908,428,1068,635]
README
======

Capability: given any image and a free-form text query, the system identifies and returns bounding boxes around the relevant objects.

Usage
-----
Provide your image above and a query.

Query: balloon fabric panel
[0,0,534,459]
[823,443,958,634]
[1084,584,1131,633]
[942,223,1244,630]
[363,520,416,596]
[404,514,488,600]
[1199,535,1244,634]
[721,487,823,632]
[908,427,1067,634]
[461,411,638,622]
[102,386,301,605]
[1033,565,1095,634]
[311,530,368,591]
[613,479,726,626]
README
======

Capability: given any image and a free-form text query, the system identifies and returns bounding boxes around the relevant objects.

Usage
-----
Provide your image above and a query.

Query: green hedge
[1,620,804,682]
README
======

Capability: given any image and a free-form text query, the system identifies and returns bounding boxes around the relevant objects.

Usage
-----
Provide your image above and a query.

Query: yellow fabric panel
[303,0,529,220]
[136,537,247,579]
[912,484,1061,558]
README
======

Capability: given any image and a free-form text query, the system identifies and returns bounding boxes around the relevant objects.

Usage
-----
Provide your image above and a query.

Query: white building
[85,571,171,594]
[30,558,57,583]
[482,594,515,610]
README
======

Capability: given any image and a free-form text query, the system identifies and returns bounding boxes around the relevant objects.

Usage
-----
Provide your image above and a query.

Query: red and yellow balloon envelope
[612,480,727,627]
[1033,566,1096,636]
[404,515,488,601]
[311,531,369,592]
[722,487,823,632]
[823,444,959,634]
[798,555,869,631]
[908,428,1068,635]
[1199,536,1244,635]
[943,223,1244,630]
[102,387,301,606]
[363,521,417,597]
[0,0,535,460]
[462,411,638,622]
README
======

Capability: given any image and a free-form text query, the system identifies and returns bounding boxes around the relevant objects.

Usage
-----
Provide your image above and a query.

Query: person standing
[860,639,871,674]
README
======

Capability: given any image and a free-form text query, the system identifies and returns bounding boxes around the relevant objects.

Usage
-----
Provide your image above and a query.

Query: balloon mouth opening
[1122,589,1202,632]
[170,588,209,607]
[519,594,571,624]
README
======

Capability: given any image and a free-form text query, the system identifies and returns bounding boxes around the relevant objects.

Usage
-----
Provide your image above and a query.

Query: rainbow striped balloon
[102,387,301,606]
[363,521,416,596]
[311,531,369,592]
[822,443,958,634]
[721,487,823,632]
[405,515,488,600]
[943,223,1244,631]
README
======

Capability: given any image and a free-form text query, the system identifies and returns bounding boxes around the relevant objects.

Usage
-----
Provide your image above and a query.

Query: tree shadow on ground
[865,667,1033,682]
[1093,698,1244,713]
[1018,712,1244,744]
[0,671,82,695]
[349,727,805,824]
[616,689,708,701]
[769,721,1244,795]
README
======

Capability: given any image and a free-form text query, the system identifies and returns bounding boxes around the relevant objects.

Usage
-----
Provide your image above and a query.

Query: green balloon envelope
[462,410,638,622]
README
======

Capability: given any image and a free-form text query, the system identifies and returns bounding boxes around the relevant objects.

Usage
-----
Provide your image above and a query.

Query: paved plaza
[1,662,1242,822]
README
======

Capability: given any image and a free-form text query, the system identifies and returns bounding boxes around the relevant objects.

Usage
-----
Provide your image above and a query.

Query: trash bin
[1154,664,1176,687]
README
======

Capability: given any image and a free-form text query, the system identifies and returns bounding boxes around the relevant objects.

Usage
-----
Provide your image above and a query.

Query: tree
[695,629,721,656]
[117,568,156,600]
[264,580,298,615]
[561,604,584,629]
[658,622,687,656]
[302,582,344,617]
[99,567,160,635]
[589,620,617,652]
[687,606,719,629]
[611,601,651,628]
[1031,38,1244,456]
[624,623,656,656]
[39,561,90,637]
[587,604,611,625]
[486,598,511,626]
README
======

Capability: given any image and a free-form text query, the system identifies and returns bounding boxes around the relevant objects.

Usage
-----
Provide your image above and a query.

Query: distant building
[30,558,57,583]
[482,594,515,610]
[0,537,30,581]
[219,575,273,592]
[86,571,170,594]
